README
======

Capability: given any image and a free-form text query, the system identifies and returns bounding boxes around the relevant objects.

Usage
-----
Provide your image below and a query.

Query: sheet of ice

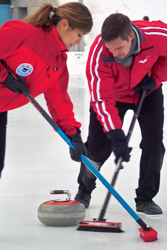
[0,52,166,250]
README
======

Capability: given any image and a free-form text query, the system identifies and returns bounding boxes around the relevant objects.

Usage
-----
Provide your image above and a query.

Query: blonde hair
[22,2,93,33]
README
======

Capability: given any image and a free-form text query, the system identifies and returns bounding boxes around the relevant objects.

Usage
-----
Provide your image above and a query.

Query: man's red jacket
[0,20,81,136]
[86,20,167,133]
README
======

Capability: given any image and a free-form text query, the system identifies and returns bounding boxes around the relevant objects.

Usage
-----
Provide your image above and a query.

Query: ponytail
[22,2,93,33]
[22,3,54,30]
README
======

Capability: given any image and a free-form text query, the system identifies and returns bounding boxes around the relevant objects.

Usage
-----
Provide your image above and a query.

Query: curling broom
[90,89,146,226]
[19,90,158,242]
[77,70,154,234]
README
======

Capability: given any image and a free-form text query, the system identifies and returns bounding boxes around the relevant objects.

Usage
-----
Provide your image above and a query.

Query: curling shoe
[136,200,163,216]
[74,190,91,209]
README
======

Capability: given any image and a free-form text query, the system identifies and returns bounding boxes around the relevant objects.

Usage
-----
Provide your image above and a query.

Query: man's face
[104,31,134,59]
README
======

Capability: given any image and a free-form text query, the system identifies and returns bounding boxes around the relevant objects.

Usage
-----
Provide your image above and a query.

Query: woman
[0,2,93,177]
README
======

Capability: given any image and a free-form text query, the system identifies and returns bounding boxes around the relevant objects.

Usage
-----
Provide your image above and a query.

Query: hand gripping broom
[19,89,158,242]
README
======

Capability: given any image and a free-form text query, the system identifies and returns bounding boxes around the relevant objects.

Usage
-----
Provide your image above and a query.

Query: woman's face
[57,19,85,50]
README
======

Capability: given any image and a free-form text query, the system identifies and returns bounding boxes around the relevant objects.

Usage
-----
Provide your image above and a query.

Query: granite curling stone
[38,190,86,226]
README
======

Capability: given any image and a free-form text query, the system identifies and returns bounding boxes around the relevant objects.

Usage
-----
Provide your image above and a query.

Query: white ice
[0,52,167,250]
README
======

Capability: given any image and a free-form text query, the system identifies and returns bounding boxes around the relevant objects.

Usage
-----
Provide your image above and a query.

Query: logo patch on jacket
[139,59,147,64]
[16,63,33,76]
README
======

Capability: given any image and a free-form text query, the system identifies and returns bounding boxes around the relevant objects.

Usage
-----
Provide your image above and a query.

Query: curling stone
[38,190,86,226]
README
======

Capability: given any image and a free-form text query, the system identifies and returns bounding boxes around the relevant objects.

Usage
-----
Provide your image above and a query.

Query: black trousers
[77,86,165,205]
[0,111,7,177]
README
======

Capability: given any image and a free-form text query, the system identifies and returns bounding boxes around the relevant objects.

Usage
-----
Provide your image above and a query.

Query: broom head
[77,220,123,232]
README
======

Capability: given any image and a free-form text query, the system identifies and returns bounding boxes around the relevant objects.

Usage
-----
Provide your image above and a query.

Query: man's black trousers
[77,86,165,205]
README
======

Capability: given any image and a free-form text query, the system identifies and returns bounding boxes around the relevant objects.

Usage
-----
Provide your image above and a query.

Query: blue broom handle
[24,92,148,229]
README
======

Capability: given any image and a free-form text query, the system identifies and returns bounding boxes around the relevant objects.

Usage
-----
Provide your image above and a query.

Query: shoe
[74,190,91,208]
[136,201,163,216]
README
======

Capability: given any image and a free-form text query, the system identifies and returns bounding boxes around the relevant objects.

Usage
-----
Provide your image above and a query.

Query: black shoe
[74,190,91,208]
[136,201,163,216]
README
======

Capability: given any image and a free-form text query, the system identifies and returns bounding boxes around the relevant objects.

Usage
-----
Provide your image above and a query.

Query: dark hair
[143,16,149,21]
[101,13,133,42]
[22,2,93,33]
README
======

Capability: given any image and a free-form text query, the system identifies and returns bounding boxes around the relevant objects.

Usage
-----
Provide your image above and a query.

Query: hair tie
[52,8,56,13]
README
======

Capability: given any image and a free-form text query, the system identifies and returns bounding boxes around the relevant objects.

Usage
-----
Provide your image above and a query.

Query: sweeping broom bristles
[77,220,123,232]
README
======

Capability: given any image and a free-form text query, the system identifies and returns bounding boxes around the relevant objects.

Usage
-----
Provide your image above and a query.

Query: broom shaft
[98,90,146,221]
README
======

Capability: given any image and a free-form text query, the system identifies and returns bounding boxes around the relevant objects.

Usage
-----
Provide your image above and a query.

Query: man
[75,13,166,216]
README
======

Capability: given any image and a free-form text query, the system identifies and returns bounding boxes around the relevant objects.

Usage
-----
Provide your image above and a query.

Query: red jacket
[86,20,167,133]
[0,20,81,136]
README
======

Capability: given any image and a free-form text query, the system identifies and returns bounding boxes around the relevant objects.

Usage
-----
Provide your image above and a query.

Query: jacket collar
[52,25,67,52]
[132,21,154,50]
[44,25,67,68]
